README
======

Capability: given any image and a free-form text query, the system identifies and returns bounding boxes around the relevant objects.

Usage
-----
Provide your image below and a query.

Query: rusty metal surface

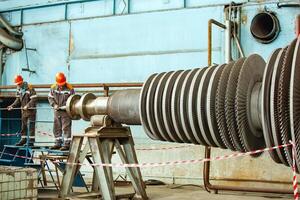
[208,19,226,66]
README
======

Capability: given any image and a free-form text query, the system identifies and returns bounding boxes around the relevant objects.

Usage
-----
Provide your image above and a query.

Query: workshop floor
[38,185,292,199]
[141,185,290,200]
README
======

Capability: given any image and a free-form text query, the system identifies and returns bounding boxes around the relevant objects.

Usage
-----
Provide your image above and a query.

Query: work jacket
[48,83,74,108]
[10,82,37,116]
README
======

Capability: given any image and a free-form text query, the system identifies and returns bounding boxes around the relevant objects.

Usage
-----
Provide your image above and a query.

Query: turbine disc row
[139,37,300,172]
[140,55,266,151]
[263,37,300,171]
[290,36,300,172]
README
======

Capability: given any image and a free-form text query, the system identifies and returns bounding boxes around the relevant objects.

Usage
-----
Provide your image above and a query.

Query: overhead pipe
[0,15,23,36]
[0,27,23,50]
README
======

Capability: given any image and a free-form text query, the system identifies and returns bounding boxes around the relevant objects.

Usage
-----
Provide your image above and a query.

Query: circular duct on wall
[250,11,280,44]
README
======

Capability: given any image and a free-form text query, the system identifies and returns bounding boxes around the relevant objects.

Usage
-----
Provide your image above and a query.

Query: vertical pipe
[64,3,68,20]
[207,20,226,66]
[0,48,3,89]
[20,9,24,25]
[224,4,232,63]
[224,19,232,63]
[203,147,213,193]
[24,41,29,69]
[128,0,131,14]
[233,33,244,57]
[113,0,116,15]
[208,21,212,66]
[296,14,300,36]
[204,19,225,193]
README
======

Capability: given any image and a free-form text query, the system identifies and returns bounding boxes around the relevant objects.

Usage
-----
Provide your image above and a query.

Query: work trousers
[53,111,72,146]
[21,112,36,142]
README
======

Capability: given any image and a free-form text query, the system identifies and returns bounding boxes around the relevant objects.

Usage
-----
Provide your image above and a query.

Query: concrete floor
[39,185,292,199]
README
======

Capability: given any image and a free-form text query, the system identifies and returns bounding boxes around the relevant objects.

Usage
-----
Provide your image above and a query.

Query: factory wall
[0,0,298,187]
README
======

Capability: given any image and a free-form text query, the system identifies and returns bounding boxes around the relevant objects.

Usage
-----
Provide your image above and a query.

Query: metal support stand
[203,146,293,194]
[60,117,148,200]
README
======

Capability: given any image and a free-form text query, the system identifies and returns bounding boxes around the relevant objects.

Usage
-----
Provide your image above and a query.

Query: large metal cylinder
[66,89,140,124]
[107,89,141,125]
[66,37,300,172]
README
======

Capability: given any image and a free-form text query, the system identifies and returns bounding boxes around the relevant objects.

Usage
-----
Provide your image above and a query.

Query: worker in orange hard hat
[7,75,37,146]
[48,72,74,150]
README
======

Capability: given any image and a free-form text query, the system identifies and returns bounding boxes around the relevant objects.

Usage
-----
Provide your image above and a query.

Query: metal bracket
[22,42,37,75]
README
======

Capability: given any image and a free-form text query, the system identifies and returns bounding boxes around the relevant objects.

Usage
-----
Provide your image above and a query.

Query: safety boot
[15,138,27,146]
[28,139,35,147]
[59,145,70,151]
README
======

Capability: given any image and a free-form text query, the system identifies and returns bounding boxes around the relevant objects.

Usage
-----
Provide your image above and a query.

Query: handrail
[0,82,143,89]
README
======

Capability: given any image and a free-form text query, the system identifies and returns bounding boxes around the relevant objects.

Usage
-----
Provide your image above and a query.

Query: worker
[7,75,37,146]
[48,72,74,150]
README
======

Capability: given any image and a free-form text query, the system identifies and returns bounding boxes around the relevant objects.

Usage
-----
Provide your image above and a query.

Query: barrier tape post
[291,140,299,200]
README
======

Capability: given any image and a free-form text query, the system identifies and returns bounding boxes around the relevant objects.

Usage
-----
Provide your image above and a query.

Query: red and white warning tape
[37,131,53,137]
[53,142,299,199]
[1,152,39,160]
[0,140,298,199]
[54,143,292,168]
[135,144,195,151]
[0,133,19,136]
[291,141,299,200]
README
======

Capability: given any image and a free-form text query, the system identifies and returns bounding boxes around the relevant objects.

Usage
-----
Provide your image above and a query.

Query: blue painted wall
[0,0,299,183]
[1,0,227,143]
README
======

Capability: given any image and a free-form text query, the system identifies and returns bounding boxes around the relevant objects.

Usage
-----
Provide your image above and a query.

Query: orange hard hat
[14,75,23,85]
[55,72,66,86]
